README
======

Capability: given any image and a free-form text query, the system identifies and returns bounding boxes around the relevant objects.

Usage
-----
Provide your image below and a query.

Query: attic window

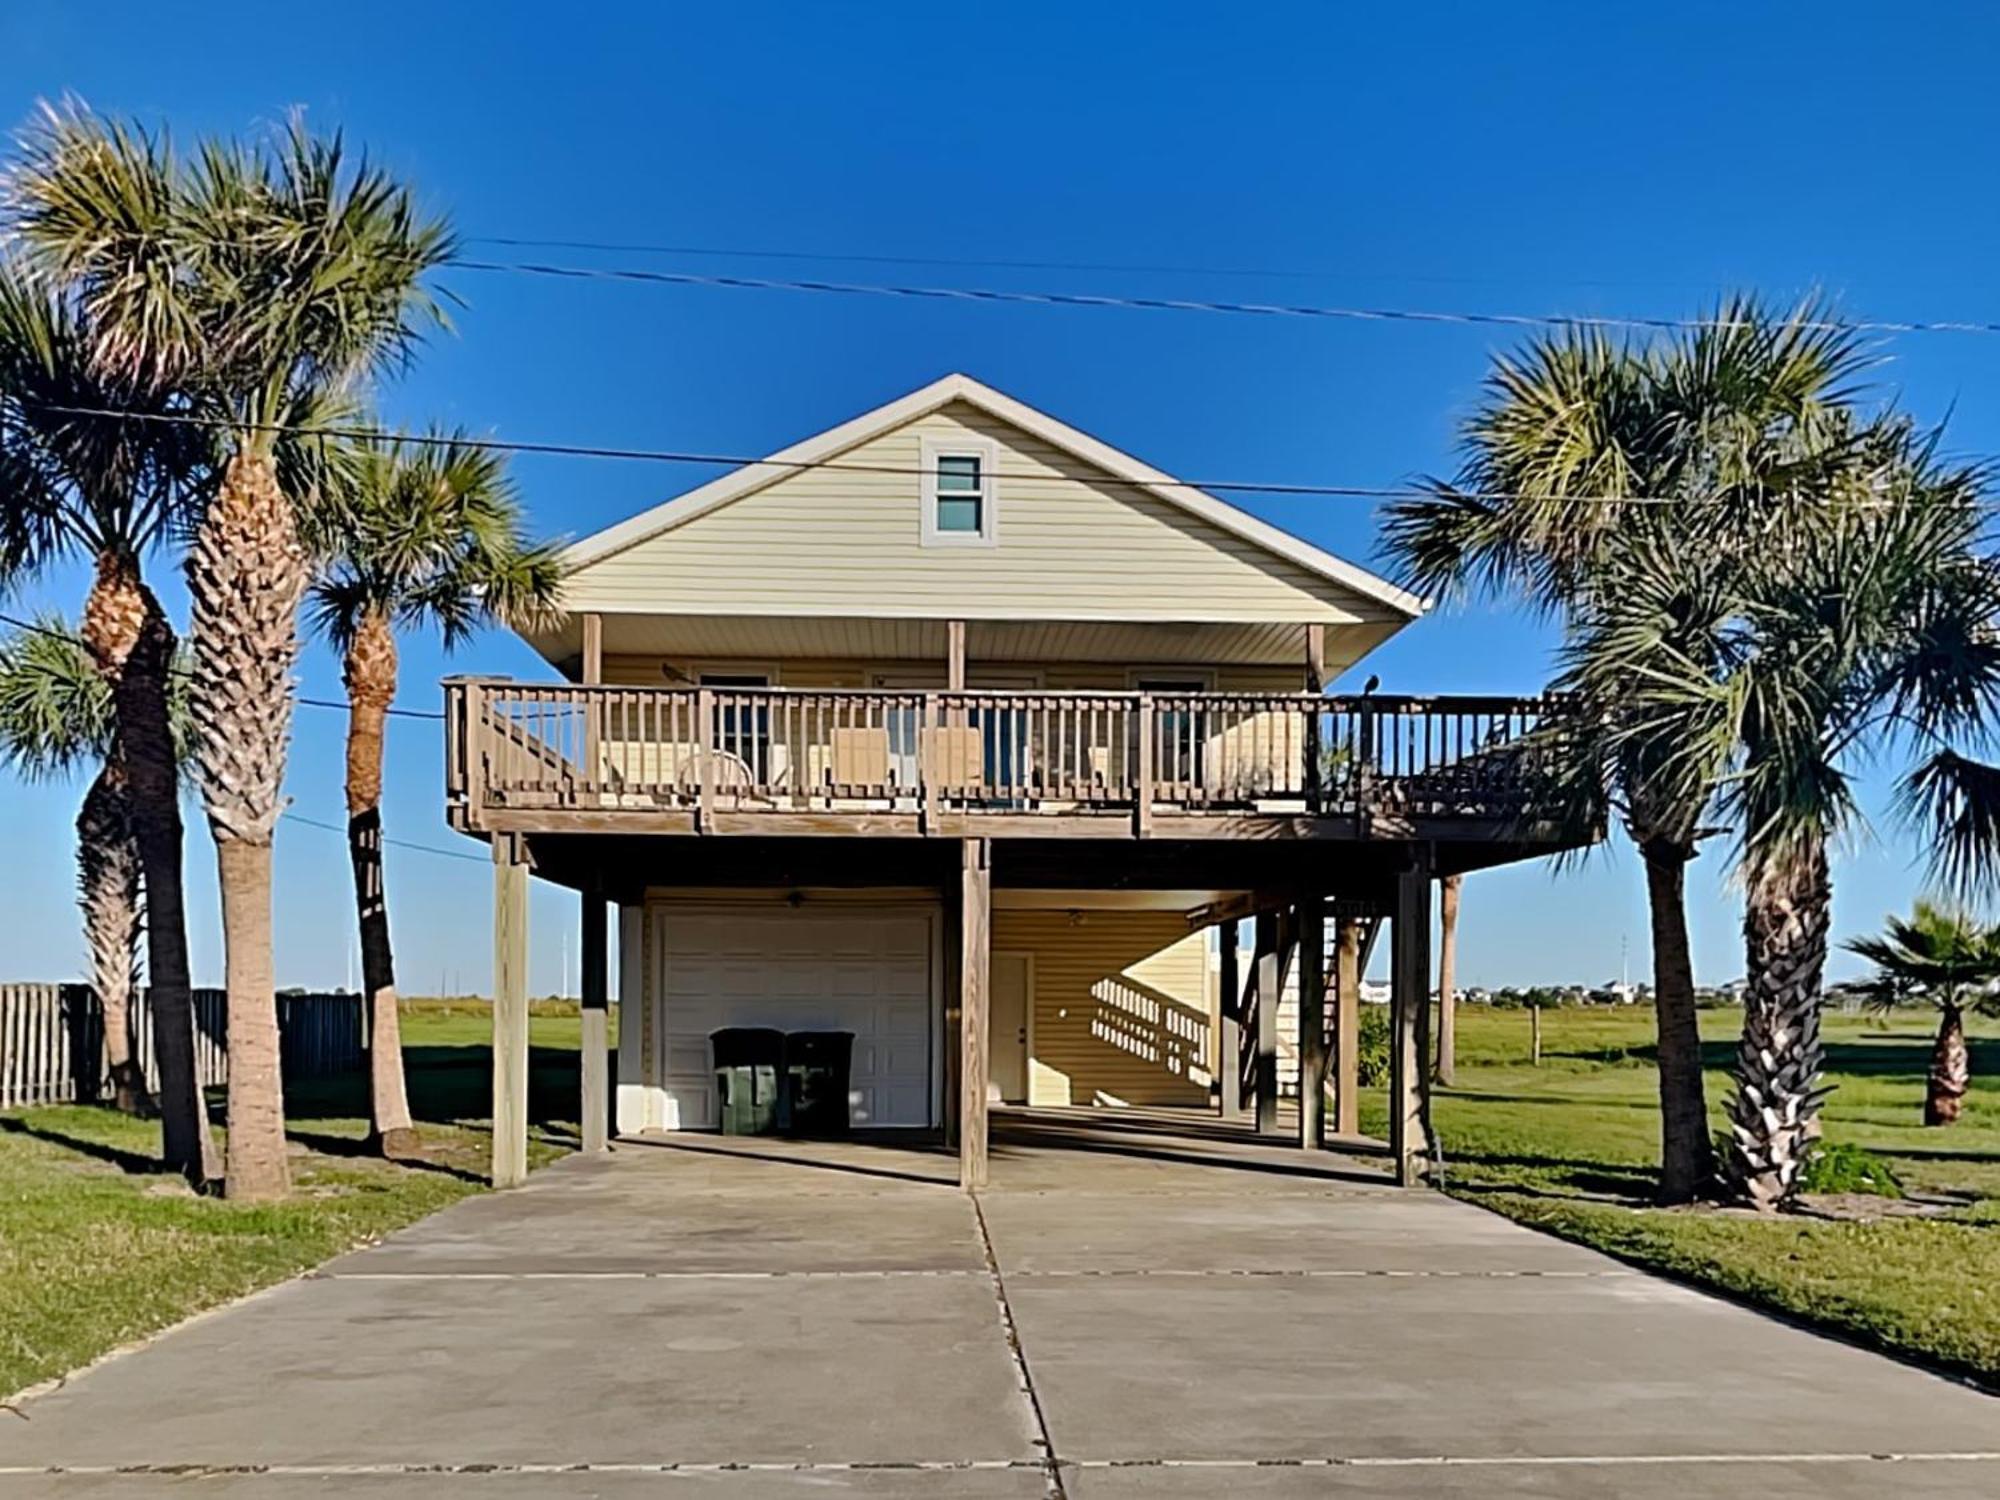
[921,436,998,546]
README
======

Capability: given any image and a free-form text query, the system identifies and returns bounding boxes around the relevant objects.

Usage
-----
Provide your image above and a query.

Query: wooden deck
[443,680,1586,845]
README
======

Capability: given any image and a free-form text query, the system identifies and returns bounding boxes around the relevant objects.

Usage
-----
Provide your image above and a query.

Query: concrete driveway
[4,1111,1999,1497]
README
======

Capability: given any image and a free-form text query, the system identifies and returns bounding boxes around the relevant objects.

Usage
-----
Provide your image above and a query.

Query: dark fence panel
[0,985,363,1108]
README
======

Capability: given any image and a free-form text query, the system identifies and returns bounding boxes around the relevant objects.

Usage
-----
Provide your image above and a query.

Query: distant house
[445,374,1593,1185]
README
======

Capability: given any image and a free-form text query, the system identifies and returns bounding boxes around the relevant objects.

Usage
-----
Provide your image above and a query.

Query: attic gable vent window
[921,436,999,546]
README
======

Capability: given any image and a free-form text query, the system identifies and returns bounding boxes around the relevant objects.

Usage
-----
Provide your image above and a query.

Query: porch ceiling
[527,612,1398,677]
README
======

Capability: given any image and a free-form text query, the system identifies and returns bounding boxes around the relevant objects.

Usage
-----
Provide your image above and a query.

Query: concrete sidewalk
[3,1115,1997,1497]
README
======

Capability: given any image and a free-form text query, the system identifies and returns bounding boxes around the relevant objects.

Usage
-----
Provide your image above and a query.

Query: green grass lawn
[1365,1004,2000,1387]
[0,1001,583,1399]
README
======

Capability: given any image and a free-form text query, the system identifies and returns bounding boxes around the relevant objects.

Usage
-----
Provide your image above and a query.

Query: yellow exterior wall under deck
[992,909,1214,1109]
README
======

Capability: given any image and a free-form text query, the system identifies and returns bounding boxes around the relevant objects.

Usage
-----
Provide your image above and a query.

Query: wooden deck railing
[444,680,1582,838]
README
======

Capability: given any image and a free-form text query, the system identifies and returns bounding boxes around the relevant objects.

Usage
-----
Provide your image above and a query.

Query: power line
[281,810,485,864]
[0,611,446,720]
[462,234,1698,291]
[37,402,1859,509]
[447,256,2000,339]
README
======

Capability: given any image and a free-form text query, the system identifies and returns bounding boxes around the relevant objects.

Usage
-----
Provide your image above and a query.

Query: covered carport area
[505,831,1566,1196]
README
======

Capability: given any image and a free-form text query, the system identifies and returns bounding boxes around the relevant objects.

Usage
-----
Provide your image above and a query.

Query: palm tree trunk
[188,448,305,1201]
[1925,1005,1969,1126]
[216,839,288,1198]
[344,609,416,1154]
[1435,874,1460,1085]
[77,762,149,1114]
[1728,841,1830,1210]
[83,555,217,1180]
[1640,837,1712,1203]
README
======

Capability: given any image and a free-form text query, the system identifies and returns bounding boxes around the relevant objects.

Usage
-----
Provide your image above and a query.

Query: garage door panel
[656,906,936,1130]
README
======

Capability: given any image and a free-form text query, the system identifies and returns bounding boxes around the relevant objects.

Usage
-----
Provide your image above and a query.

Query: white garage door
[653,904,936,1130]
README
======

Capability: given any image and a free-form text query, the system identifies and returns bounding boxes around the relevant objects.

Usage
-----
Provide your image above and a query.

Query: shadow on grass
[1530,1030,2000,1078]
[1442,1088,1668,1112]
[1443,1146,1657,1204]
[280,1128,486,1186]
[0,1114,163,1176]
[282,1043,596,1137]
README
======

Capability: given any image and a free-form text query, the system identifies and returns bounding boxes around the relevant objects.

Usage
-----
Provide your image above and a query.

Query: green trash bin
[712,1028,785,1135]
[784,1031,854,1138]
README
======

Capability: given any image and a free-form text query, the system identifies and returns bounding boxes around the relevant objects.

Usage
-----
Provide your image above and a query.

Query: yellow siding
[993,910,1213,1108]
[567,402,1395,625]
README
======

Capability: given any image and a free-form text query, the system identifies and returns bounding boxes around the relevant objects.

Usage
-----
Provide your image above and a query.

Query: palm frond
[307,426,564,659]
[0,614,113,776]
[1899,750,2000,903]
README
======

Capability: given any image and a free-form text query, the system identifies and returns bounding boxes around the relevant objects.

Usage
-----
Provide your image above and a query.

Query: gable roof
[560,373,1426,621]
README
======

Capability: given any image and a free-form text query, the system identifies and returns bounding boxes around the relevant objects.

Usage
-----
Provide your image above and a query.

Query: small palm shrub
[1356,1006,1392,1088]
[1800,1141,1905,1199]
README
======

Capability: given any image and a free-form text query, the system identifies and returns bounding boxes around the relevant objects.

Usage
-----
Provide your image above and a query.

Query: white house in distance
[443,374,1591,1189]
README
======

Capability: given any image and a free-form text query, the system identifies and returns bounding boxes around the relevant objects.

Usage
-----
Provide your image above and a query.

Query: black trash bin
[711,1027,786,1135]
[784,1031,854,1138]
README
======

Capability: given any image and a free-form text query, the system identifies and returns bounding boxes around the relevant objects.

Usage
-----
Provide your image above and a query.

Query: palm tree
[1574,418,2000,1205]
[306,434,561,1155]
[0,618,192,1112]
[1846,903,2000,1126]
[1379,300,1872,1203]
[0,243,219,1179]
[11,107,452,1199]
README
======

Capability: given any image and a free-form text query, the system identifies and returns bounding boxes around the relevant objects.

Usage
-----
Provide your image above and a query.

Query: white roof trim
[560,373,1426,620]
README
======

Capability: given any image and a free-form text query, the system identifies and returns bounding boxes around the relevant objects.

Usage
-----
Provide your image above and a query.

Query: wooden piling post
[959,838,992,1190]
[491,834,530,1189]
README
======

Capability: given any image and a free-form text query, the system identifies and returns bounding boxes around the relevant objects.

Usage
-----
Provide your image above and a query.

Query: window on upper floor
[920,436,998,546]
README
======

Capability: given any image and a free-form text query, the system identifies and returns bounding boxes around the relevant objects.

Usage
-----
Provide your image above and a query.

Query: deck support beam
[1390,855,1433,1186]
[959,838,992,1190]
[492,834,530,1189]
[579,876,610,1154]
[946,619,966,692]
[1298,896,1327,1150]
[1216,919,1244,1120]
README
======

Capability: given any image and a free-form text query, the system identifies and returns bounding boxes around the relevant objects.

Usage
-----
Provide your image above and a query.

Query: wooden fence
[0,984,364,1110]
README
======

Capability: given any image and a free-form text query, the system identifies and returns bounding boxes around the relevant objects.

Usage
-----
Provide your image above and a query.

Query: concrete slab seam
[7,1453,1999,1479]
[0,1460,1042,1478]
[304,1267,1637,1283]
[1066,1452,2000,1470]
[308,1269,986,1281]
[1011,1268,1639,1280]
[970,1193,1067,1500]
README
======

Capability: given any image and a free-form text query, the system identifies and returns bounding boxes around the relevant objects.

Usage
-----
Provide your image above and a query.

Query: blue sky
[3,2,1998,994]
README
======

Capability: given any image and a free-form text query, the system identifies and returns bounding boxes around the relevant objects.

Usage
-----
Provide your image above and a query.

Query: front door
[990,951,1031,1103]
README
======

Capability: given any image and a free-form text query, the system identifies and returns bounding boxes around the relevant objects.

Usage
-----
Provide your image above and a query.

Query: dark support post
[580,877,610,1154]
[1390,857,1433,1187]
[1333,917,1362,1138]
[1298,896,1327,1150]
[1254,910,1281,1136]
[1303,623,1325,812]
[959,838,991,1190]
[1217,920,1244,1120]
[492,834,530,1189]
